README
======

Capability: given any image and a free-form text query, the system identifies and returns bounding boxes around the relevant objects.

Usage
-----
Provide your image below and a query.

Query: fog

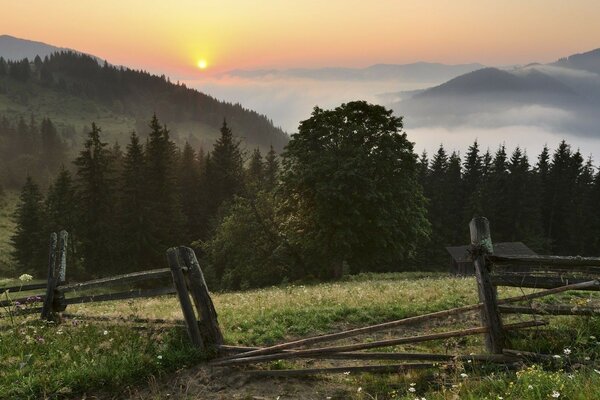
[186,69,600,162]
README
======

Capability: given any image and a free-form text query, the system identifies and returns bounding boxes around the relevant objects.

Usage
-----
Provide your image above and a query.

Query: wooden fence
[0,233,222,351]
[2,219,600,376]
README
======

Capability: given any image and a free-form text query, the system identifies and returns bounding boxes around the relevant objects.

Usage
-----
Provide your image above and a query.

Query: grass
[1,272,600,399]
[0,191,17,274]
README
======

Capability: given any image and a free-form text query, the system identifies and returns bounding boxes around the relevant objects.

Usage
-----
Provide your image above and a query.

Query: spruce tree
[205,119,245,218]
[246,147,264,189]
[178,141,202,242]
[144,114,184,264]
[264,145,279,191]
[45,167,78,271]
[119,132,153,271]
[74,123,117,276]
[11,176,46,275]
[462,140,483,222]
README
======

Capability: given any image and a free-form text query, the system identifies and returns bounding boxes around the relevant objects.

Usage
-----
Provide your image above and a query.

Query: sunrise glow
[197,59,207,70]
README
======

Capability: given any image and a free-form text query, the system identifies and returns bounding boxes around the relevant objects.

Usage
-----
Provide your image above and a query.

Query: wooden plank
[219,280,598,362]
[0,283,47,293]
[243,362,444,376]
[179,246,224,346]
[61,313,186,325]
[64,286,176,305]
[499,304,600,316]
[40,232,58,321]
[167,247,204,350]
[489,254,600,267]
[492,274,600,290]
[213,320,545,366]
[470,217,506,354]
[57,268,172,294]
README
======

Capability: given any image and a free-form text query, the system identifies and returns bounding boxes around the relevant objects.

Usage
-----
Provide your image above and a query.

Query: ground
[2,272,600,399]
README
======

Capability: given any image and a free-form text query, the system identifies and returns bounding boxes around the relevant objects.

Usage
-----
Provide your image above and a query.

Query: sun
[197,59,208,70]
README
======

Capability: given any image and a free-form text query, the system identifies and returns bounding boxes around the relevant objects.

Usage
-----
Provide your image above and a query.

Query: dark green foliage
[202,191,286,290]
[45,167,79,273]
[279,101,429,279]
[178,141,203,242]
[264,145,279,191]
[11,176,46,275]
[73,123,117,276]
[118,132,152,271]
[143,115,184,265]
[246,147,264,189]
[204,120,245,219]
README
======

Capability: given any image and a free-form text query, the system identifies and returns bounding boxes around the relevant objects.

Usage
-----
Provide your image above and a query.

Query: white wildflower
[157,355,163,360]
[19,274,33,282]
[563,348,572,355]
[408,387,416,393]
[460,373,468,378]
[528,385,534,390]
[103,330,109,336]
[553,355,562,359]
[552,390,560,398]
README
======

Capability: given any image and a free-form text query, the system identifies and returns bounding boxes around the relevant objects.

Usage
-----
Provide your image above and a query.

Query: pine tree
[45,167,78,272]
[40,117,65,172]
[264,145,279,191]
[144,114,184,264]
[74,123,117,276]
[462,140,483,222]
[119,132,153,271]
[178,142,202,242]
[205,119,245,218]
[11,176,46,275]
[246,147,264,189]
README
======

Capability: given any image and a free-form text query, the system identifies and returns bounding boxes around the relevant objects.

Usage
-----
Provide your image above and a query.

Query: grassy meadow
[1,272,600,399]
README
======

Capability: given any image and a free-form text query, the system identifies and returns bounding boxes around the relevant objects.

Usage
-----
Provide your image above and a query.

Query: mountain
[0,35,77,61]
[226,62,484,84]
[0,37,288,153]
[553,48,600,75]
[393,49,600,135]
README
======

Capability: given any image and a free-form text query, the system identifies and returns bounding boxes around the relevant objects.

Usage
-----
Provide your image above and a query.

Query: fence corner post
[167,247,205,351]
[179,246,224,348]
[469,217,506,354]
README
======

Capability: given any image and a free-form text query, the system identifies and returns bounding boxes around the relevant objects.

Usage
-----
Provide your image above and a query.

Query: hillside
[0,50,288,153]
[0,35,75,61]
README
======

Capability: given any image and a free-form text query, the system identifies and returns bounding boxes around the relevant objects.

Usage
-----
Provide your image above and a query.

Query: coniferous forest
[8,100,600,290]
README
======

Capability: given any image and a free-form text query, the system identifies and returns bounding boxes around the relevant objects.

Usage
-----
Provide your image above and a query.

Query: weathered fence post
[469,217,506,354]
[41,231,68,321]
[167,247,205,350]
[41,232,58,320]
[167,246,223,352]
[179,246,224,346]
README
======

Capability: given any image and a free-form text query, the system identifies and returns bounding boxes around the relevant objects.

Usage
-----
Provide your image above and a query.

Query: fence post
[167,247,205,350]
[41,232,58,321]
[469,217,506,354]
[54,231,68,312]
[179,246,224,347]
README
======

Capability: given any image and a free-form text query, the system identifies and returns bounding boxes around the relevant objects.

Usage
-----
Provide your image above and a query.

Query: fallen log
[219,280,597,361]
[213,320,545,366]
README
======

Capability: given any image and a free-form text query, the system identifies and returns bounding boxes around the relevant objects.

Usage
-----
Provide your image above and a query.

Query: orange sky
[2,0,600,78]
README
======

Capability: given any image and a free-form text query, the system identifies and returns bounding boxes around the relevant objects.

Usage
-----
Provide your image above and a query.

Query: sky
[2,0,600,76]
[2,1,600,156]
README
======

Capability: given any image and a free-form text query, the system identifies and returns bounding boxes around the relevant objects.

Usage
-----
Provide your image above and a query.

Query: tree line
[416,140,600,262]
[0,52,288,151]
[11,113,278,280]
[10,101,600,290]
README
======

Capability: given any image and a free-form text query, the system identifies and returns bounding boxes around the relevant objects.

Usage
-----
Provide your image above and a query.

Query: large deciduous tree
[279,101,429,279]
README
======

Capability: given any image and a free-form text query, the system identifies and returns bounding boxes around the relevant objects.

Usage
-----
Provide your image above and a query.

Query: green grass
[1,273,600,399]
[0,191,17,274]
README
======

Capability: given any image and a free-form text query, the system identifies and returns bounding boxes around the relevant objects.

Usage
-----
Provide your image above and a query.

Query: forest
[0,52,288,189]
[7,100,600,290]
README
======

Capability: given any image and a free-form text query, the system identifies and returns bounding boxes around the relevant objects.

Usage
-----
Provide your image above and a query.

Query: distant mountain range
[0,35,288,152]
[226,62,484,84]
[0,35,86,61]
[393,48,600,136]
